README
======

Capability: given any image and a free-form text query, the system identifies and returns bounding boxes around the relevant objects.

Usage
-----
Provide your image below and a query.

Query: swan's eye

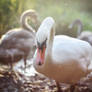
[37,38,47,50]
[42,38,47,48]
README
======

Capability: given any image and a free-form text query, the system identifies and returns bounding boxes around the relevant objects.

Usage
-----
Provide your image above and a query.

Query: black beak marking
[38,61,42,65]
[37,38,47,51]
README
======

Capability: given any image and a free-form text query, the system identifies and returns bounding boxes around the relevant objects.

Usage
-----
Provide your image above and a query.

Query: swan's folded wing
[52,35,92,66]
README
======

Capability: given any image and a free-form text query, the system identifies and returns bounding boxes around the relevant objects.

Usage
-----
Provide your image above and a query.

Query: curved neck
[45,25,55,63]
[20,10,37,34]
[70,19,83,37]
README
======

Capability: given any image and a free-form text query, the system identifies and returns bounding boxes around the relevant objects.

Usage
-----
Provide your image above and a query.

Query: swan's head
[68,19,82,29]
[35,17,55,66]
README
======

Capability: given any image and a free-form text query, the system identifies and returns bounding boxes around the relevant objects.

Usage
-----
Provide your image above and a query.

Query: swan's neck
[34,26,55,74]
[70,20,83,37]
[34,17,55,73]
[77,22,83,37]
[45,26,55,64]
[20,11,36,34]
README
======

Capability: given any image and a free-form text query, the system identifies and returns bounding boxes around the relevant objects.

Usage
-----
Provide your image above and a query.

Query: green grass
[33,0,92,37]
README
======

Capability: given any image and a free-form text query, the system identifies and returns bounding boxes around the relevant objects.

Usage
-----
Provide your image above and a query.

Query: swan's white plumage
[53,35,91,64]
[33,17,92,84]
[36,17,55,44]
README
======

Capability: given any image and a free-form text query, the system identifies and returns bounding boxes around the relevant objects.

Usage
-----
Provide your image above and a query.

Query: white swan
[33,17,92,92]
[69,19,92,46]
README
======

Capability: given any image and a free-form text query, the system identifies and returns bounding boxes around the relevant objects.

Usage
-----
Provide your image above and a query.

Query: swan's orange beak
[36,47,46,65]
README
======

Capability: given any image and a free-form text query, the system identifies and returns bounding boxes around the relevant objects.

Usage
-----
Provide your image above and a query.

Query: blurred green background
[0,0,92,37]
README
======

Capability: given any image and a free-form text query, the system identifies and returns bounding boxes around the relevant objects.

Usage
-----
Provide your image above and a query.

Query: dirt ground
[0,60,92,92]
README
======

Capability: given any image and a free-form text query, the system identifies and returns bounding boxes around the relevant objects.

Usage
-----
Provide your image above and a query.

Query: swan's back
[78,31,92,46]
[0,28,35,49]
[52,35,92,65]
